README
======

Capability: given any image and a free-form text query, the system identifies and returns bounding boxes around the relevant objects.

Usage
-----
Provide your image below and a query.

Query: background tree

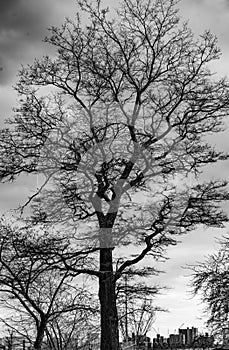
[119,297,158,343]
[192,333,214,350]
[44,307,99,350]
[191,237,229,343]
[1,0,229,349]
[117,268,164,341]
[0,220,98,350]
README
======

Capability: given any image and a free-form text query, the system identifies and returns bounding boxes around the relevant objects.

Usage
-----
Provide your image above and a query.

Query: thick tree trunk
[33,319,47,350]
[99,248,119,350]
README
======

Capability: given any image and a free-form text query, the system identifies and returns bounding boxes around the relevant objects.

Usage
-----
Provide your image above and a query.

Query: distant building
[121,332,152,349]
[153,327,214,349]
[178,327,198,346]
[167,333,180,347]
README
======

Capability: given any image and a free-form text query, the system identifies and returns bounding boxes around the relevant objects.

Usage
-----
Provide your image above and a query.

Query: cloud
[148,224,228,336]
[180,0,229,41]
[0,0,75,85]
[0,0,45,84]
[0,175,39,216]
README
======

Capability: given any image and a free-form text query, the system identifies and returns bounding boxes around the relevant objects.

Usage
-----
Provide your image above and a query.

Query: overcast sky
[0,0,229,339]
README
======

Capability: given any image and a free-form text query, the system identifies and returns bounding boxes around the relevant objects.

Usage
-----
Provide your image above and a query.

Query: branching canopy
[0,0,228,278]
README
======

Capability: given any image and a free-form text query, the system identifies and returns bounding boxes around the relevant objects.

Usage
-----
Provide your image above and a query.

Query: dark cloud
[0,0,46,84]
[0,0,75,85]
[0,0,43,32]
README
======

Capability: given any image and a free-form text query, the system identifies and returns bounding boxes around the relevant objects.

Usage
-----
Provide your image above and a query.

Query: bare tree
[44,307,99,350]
[116,268,163,341]
[0,0,229,348]
[119,296,160,343]
[0,220,98,350]
[190,237,229,343]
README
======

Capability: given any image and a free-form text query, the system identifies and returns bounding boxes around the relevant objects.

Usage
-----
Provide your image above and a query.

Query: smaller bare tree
[117,268,164,342]
[190,237,229,343]
[0,220,98,350]
[45,309,99,350]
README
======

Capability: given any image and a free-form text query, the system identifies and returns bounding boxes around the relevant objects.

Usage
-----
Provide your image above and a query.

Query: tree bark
[33,319,47,350]
[99,248,119,350]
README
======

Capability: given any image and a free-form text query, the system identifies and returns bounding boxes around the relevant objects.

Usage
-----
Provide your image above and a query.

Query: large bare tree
[0,0,229,348]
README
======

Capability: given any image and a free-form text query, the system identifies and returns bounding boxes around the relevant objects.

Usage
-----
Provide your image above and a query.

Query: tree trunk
[33,319,47,350]
[99,248,119,350]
